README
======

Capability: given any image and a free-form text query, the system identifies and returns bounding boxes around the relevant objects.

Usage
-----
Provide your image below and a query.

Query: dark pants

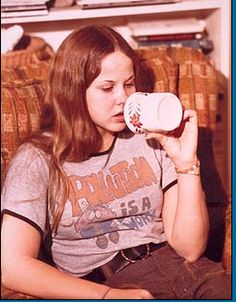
[104,245,231,299]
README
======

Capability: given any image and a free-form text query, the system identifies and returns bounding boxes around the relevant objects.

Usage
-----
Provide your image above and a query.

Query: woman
[1,25,231,299]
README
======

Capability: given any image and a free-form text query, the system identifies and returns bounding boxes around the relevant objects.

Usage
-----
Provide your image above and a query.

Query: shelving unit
[1,0,231,197]
[1,0,230,77]
[0,1,228,23]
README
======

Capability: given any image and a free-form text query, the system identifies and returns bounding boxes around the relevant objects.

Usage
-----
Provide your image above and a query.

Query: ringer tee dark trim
[91,135,117,157]
[1,209,44,239]
[163,179,177,193]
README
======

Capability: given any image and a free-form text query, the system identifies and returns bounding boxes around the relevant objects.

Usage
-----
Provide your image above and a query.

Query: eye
[125,81,135,88]
[102,86,113,92]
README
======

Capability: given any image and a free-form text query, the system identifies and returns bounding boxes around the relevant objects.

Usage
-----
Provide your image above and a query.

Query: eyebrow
[97,74,135,85]
[125,74,135,82]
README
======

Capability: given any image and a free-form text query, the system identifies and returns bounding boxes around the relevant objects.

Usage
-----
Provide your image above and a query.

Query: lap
[104,244,231,299]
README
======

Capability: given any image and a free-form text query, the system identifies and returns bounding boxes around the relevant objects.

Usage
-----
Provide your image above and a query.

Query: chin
[98,123,126,136]
[111,123,126,132]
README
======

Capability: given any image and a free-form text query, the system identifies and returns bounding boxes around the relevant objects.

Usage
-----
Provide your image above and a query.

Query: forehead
[102,51,132,68]
[97,51,134,79]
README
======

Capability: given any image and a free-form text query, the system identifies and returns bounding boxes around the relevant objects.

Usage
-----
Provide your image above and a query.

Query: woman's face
[86,51,136,140]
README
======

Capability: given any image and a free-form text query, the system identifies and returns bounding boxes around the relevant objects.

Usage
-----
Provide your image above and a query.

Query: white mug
[124,92,183,133]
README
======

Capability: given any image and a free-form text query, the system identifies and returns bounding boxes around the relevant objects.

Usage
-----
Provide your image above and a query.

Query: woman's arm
[146,109,209,261]
[162,180,209,262]
[1,214,153,299]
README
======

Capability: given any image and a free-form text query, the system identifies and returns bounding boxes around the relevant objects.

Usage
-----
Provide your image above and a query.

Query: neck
[99,132,116,153]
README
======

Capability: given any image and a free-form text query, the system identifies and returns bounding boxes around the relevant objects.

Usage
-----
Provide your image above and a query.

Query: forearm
[170,174,209,261]
[2,257,110,299]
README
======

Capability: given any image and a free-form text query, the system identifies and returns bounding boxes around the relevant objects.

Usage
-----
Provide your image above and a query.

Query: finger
[183,109,198,121]
[145,132,164,141]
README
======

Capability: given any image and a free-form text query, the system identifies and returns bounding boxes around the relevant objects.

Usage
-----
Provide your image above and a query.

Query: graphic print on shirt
[65,156,159,248]
[75,204,120,249]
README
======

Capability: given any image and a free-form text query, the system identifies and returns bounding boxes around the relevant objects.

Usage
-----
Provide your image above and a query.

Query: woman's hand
[145,109,198,168]
[104,288,154,299]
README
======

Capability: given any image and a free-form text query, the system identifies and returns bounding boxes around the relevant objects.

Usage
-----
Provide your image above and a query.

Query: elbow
[169,229,209,262]
[181,243,207,262]
[1,258,21,291]
[183,252,203,262]
[169,237,208,262]
[2,268,12,290]
[1,267,28,300]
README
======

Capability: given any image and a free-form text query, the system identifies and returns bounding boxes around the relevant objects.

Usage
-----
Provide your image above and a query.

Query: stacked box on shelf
[1,0,49,18]
[128,18,214,54]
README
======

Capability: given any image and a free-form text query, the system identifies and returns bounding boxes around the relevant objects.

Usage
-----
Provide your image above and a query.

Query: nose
[114,88,128,105]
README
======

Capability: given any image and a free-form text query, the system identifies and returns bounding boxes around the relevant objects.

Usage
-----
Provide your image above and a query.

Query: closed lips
[113,112,124,121]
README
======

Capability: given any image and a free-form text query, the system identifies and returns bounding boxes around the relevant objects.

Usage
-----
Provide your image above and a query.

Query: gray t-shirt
[1,132,177,277]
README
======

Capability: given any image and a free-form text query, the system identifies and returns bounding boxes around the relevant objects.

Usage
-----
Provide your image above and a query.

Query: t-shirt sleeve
[1,143,49,236]
[159,148,177,193]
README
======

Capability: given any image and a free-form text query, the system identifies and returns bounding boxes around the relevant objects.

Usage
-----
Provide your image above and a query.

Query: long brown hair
[30,25,141,233]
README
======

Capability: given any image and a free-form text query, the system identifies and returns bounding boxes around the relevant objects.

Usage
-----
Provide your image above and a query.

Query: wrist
[175,159,200,176]
[174,155,198,170]
[102,287,113,299]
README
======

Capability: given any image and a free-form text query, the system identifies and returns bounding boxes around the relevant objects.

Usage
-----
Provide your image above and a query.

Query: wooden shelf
[1,0,230,77]
[1,0,224,24]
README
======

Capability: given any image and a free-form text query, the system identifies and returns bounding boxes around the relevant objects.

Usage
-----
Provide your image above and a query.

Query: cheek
[87,101,101,121]
[87,89,113,111]
[86,92,112,123]
[86,91,97,121]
